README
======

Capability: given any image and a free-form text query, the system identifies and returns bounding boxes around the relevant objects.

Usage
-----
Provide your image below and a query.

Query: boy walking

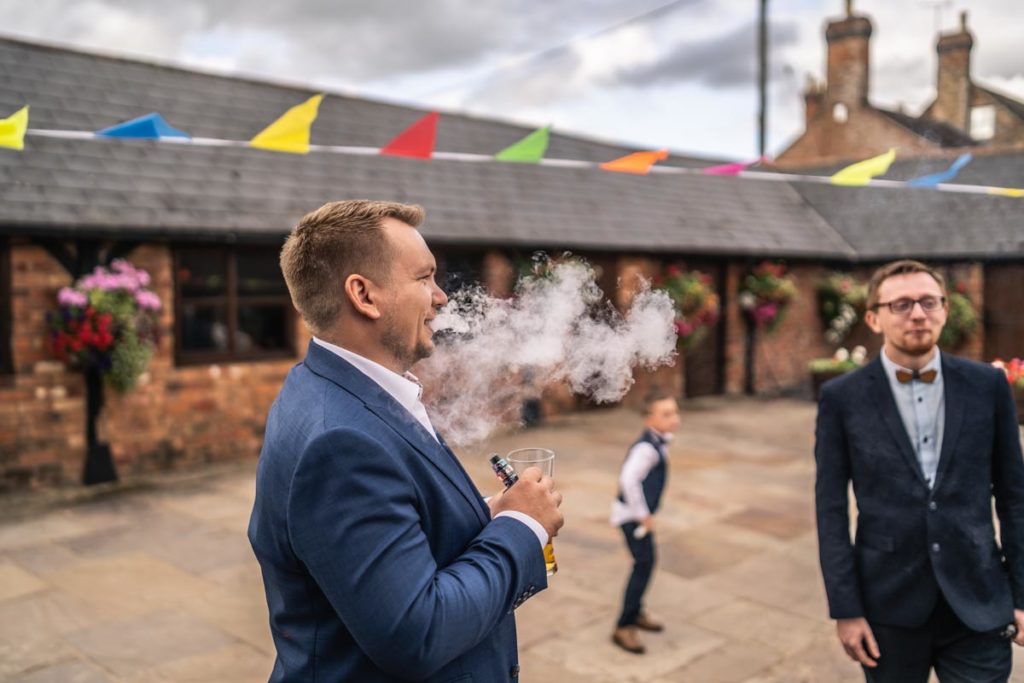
[611,388,681,654]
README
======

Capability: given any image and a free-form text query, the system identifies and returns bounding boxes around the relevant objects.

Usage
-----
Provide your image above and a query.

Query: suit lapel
[866,357,928,487]
[932,355,966,491]
[303,341,490,527]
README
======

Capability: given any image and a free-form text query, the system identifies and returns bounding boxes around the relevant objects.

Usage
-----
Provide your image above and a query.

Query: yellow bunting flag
[830,148,897,186]
[0,105,29,151]
[989,187,1024,198]
[250,94,324,154]
[600,149,669,175]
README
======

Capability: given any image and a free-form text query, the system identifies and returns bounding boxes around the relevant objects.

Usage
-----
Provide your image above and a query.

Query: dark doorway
[681,260,725,398]
[984,264,1024,361]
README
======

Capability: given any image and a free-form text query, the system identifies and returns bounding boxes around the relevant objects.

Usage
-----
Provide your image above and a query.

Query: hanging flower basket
[992,358,1024,424]
[739,261,797,332]
[939,282,978,350]
[817,272,867,344]
[46,259,162,392]
[654,265,720,351]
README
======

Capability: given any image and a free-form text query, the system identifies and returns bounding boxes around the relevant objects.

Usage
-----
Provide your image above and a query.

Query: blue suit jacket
[249,341,546,682]
[815,353,1024,631]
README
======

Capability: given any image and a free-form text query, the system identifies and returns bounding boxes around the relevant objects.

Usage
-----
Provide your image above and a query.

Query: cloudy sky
[4,0,1022,159]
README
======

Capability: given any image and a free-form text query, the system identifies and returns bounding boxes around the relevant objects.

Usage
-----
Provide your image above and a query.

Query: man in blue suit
[816,259,1024,682]
[249,200,564,682]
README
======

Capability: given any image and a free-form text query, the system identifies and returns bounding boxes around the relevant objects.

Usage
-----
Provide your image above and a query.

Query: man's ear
[344,273,383,320]
[864,309,882,334]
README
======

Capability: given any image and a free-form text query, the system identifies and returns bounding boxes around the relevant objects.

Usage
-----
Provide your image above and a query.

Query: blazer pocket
[858,531,895,552]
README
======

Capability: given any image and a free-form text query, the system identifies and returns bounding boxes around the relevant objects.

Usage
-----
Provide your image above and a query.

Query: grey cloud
[609,19,799,89]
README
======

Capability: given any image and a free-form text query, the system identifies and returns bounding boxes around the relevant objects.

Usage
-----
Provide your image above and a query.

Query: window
[971,105,996,141]
[832,103,849,124]
[174,245,294,364]
[0,240,11,374]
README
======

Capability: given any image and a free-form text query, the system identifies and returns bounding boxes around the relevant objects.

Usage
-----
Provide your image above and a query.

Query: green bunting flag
[494,126,550,163]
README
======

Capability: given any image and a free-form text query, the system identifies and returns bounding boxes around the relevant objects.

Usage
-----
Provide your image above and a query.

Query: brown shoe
[634,612,664,632]
[611,626,646,654]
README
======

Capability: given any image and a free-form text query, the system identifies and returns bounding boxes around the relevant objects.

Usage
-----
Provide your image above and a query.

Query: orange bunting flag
[599,149,669,175]
[380,112,439,159]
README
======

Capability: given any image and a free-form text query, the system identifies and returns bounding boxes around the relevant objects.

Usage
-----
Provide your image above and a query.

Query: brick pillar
[481,250,516,299]
[616,257,684,407]
[723,262,746,394]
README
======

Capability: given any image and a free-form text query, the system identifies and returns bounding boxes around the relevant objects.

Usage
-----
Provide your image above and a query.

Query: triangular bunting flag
[250,94,324,154]
[830,148,897,186]
[989,187,1024,198]
[0,105,29,151]
[380,112,439,159]
[907,153,972,188]
[600,149,669,175]
[96,112,190,139]
[494,126,550,163]
[701,157,764,176]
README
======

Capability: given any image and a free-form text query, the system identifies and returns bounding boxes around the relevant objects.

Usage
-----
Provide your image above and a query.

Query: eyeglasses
[871,295,946,315]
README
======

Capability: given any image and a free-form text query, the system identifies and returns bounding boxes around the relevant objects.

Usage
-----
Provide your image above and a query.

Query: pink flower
[134,290,162,311]
[58,287,88,308]
[752,302,779,326]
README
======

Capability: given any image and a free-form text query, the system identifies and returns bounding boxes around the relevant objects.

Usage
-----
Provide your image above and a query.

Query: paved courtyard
[2,397,1024,682]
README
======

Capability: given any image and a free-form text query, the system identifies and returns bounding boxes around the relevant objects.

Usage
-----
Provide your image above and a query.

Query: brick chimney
[803,75,826,125]
[931,11,973,132]
[824,0,873,108]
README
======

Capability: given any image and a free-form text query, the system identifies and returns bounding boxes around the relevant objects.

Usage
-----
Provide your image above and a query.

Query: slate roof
[875,107,977,148]
[0,36,1021,261]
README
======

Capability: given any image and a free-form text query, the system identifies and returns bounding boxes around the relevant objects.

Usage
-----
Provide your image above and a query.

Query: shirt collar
[312,337,424,407]
[880,346,942,384]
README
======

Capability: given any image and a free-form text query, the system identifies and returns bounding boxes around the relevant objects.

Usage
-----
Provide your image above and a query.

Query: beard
[380,315,434,371]
[893,328,937,356]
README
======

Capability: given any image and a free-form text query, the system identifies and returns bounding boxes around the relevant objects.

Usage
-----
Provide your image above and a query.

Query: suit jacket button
[932,542,940,552]
[510,664,520,678]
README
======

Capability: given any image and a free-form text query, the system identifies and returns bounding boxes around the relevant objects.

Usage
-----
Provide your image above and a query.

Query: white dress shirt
[880,347,945,488]
[610,431,669,526]
[312,337,547,547]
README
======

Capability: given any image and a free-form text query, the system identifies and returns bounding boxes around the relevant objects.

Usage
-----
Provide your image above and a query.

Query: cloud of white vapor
[417,258,677,446]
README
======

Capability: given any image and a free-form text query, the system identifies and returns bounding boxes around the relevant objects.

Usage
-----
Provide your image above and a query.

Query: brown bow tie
[895,369,937,384]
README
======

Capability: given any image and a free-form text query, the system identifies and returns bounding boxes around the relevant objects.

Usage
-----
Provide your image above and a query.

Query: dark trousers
[617,522,655,628]
[864,594,1012,683]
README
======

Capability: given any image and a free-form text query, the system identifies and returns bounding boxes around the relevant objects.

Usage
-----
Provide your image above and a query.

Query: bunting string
[13,123,1023,199]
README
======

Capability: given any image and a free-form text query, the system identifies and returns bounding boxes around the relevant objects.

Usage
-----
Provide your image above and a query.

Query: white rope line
[23,128,1021,198]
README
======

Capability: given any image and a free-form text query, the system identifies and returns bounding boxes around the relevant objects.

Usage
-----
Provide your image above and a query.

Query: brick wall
[1,242,307,492]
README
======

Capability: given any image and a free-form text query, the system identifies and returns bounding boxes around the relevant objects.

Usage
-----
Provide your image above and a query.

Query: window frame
[173,244,296,366]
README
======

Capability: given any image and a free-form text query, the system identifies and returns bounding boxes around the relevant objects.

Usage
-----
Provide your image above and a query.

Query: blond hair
[280,200,425,334]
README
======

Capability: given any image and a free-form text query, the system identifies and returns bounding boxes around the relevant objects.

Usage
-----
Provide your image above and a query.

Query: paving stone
[9,660,114,683]
[0,560,47,602]
[656,639,782,683]
[64,610,237,678]
[46,553,219,621]
[692,597,828,656]
[121,644,272,683]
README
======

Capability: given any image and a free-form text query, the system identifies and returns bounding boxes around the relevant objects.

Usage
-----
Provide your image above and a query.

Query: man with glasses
[815,259,1024,682]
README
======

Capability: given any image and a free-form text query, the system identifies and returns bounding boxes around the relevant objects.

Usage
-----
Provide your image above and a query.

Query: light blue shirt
[880,347,945,488]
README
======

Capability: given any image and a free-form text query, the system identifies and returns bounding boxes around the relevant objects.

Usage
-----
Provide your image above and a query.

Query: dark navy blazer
[815,353,1024,631]
[249,341,546,682]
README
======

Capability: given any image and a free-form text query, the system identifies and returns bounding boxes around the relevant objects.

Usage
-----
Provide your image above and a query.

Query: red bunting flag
[380,112,439,159]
